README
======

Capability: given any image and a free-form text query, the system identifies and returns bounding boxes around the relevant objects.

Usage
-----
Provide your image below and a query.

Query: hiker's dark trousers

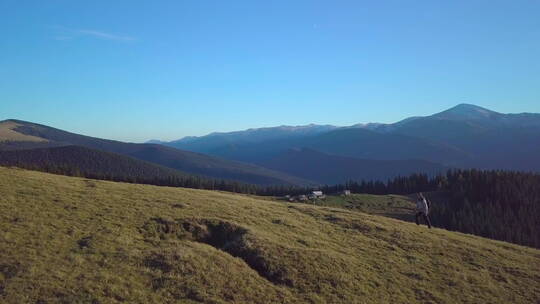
[415,212,432,228]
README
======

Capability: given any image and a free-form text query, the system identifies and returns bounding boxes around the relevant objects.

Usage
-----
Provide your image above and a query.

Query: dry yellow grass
[0,167,539,303]
[0,121,47,142]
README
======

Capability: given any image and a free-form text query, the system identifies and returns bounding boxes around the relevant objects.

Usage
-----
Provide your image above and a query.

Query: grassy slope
[0,167,539,304]
[314,193,418,222]
[0,121,47,143]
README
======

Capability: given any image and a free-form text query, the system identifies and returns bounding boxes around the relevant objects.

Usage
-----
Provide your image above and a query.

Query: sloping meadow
[0,167,539,303]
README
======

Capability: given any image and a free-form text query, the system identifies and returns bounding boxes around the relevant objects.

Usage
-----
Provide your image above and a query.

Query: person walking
[415,192,432,229]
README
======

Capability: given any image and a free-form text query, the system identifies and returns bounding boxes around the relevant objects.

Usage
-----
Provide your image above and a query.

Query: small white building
[310,191,325,199]
[341,190,351,196]
[312,191,323,197]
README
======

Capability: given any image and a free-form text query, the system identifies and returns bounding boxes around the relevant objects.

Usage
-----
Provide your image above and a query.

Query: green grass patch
[312,193,417,222]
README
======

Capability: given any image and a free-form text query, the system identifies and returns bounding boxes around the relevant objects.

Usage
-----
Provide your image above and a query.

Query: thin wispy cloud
[52,26,135,42]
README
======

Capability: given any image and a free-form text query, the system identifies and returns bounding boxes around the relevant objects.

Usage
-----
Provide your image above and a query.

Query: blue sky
[1,0,539,142]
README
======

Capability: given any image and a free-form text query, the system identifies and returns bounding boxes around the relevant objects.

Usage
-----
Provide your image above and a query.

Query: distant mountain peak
[451,103,492,111]
[432,104,500,120]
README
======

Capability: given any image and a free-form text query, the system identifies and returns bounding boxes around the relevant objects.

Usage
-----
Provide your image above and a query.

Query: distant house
[341,190,351,196]
[297,195,308,201]
[310,191,325,199]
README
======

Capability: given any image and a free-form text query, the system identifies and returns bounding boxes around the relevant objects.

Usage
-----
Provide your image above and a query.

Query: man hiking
[415,192,432,229]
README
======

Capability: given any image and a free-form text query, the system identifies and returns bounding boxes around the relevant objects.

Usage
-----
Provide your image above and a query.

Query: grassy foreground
[0,167,539,304]
[311,193,417,222]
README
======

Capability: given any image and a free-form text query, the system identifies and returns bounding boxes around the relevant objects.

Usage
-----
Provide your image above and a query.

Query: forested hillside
[327,170,540,248]
[431,170,540,248]
[0,145,189,181]
[0,146,260,193]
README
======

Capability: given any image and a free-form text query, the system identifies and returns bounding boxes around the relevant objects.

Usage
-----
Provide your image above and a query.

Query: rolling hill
[0,167,538,303]
[0,120,313,186]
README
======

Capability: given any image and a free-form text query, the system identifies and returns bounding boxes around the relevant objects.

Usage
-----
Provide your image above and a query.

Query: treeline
[428,170,540,249]
[0,146,261,194]
[255,173,440,196]
[318,171,539,249]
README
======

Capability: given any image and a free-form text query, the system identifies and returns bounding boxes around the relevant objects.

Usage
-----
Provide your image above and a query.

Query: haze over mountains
[2,104,539,186]
[261,148,446,185]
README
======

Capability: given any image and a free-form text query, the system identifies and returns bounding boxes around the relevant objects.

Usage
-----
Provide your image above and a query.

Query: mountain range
[2,104,539,186]
[151,104,540,182]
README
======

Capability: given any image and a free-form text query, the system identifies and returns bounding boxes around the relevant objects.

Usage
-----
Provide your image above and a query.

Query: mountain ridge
[155,104,540,173]
[154,104,540,144]
[0,119,314,186]
[151,104,525,143]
